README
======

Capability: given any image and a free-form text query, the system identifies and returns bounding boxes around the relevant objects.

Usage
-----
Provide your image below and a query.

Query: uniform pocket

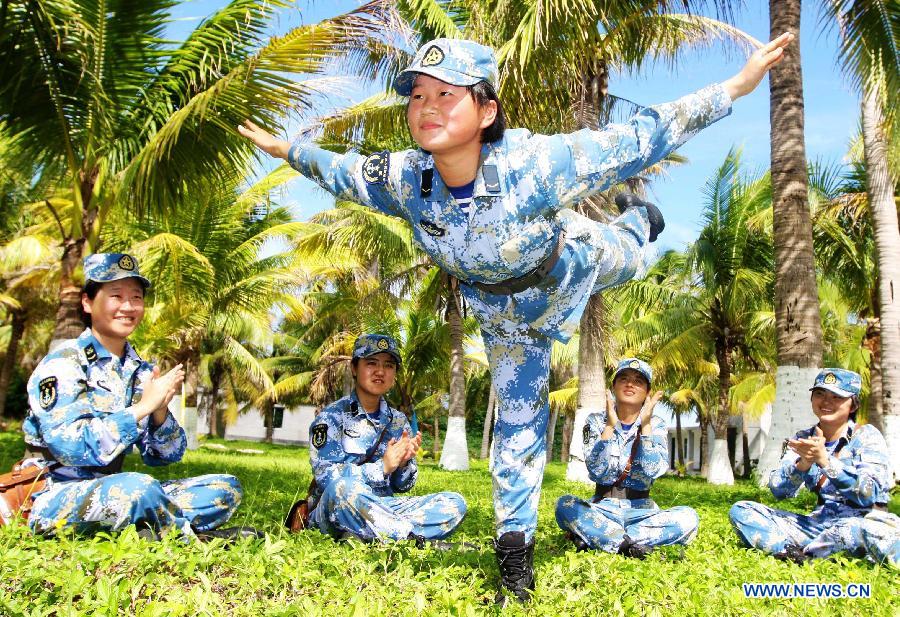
[499,218,554,271]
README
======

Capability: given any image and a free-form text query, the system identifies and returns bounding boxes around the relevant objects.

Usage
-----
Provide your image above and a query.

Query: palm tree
[755,0,827,485]
[110,164,304,438]
[617,151,775,485]
[0,0,394,346]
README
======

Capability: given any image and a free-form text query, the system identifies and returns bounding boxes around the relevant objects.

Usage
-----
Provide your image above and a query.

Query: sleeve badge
[39,376,58,410]
[311,423,328,449]
[362,151,389,185]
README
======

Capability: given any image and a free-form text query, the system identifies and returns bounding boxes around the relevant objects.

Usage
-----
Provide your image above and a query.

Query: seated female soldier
[729,368,891,563]
[20,253,255,540]
[556,358,699,558]
[307,334,467,545]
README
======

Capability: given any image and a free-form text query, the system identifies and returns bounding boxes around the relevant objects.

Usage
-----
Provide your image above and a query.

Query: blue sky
[168,1,860,256]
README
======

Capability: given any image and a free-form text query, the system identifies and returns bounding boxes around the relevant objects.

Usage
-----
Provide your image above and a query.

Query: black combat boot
[564,531,591,552]
[617,534,654,559]
[774,543,810,565]
[494,531,535,605]
[195,526,265,543]
[615,193,665,242]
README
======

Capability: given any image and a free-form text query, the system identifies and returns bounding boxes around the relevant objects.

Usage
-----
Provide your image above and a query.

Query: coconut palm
[616,150,774,485]
[106,163,305,437]
[0,0,395,346]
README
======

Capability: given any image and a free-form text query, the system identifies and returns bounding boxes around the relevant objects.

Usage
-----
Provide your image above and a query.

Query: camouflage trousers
[311,476,467,542]
[468,209,648,541]
[857,511,900,568]
[29,472,242,537]
[556,495,699,552]
[729,500,892,561]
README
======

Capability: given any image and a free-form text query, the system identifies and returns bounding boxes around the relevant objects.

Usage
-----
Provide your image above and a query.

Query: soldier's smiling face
[82,278,145,340]
[810,388,854,426]
[352,352,398,400]
[406,74,496,157]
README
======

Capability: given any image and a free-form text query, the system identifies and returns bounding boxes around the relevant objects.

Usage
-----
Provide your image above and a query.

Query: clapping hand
[723,31,795,100]
[383,430,422,474]
[639,390,664,427]
[788,426,829,471]
[134,364,185,423]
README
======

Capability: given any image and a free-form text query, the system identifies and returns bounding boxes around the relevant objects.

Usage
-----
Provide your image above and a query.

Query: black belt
[469,231,566,296]
[817,497,889,512]
[23,445,126,476]
[592,485,651,501]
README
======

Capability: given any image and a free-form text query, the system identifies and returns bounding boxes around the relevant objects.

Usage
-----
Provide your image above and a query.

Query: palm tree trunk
[741,413,752,479]
[699,415,710,478]
[567,294,605,483]
[432,416,441,460]
[757,0,824,486]
[674,407,685,473]
[709,342,735,485]
[480,385,496,459]
[0,310,26,418]
[206,362,223,438]
[546,408,558,462]
[440,282,469,470]
[263,400,274,444]
[861,82,900,482]
[50,238,88,347]
[864,319,884,432]
[561,412,574,463]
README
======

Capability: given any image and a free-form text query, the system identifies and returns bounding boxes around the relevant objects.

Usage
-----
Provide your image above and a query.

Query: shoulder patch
[583,423,591,445]
[362,151,389,185]
[311,423,328,449]
[84,343,98,363]
[38,376,58,410]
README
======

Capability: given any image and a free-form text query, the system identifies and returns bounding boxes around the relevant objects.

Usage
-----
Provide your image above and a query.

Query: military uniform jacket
[289,85,732,342]
[769,422,891,514]
[24,329,187,483]
[309,392,417,502]
[583,412,669,495]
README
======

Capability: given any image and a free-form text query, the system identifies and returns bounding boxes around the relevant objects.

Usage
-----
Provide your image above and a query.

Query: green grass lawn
[1,430,897,616]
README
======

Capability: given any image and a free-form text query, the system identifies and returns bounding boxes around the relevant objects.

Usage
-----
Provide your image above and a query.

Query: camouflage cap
[613,358,652,385]
[352,333,401,363]
[393,38,499,96]
[810,368,861,398]
[83,253,151,288]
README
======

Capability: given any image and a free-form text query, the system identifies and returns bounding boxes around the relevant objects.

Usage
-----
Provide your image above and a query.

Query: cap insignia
[118,255,135,271]
[421,45,445,67]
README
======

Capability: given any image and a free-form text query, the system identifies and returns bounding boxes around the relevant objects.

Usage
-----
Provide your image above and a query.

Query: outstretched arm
[722,32,794,101]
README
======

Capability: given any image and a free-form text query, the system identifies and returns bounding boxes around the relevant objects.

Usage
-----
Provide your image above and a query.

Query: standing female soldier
[240,33,793,602]
[19,254,251,540]
[556,359,699,558]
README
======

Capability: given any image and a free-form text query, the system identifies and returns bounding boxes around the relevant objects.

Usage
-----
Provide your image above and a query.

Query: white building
[660,406,772,476]
[197,404,317,445]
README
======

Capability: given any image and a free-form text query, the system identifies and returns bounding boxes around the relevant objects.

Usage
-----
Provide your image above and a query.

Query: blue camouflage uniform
[729,369,893,560]
[308,334,467,542]
[287,39,732,540]
[21,254,242,537]
[556,359,699,551]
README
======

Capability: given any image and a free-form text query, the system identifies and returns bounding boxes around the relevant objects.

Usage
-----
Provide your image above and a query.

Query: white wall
[198,405,317,445]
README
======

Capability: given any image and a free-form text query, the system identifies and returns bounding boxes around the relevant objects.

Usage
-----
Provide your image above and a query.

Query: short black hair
[466,81,505,143]
[78,278,147,328]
